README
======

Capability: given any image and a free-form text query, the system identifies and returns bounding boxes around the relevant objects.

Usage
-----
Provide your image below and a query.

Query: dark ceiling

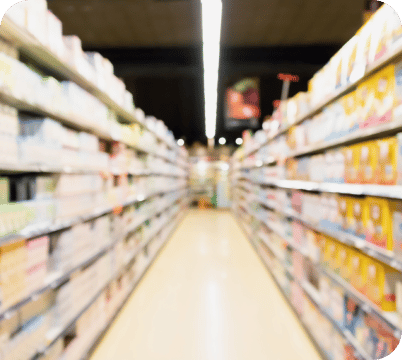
[48,0,367,145]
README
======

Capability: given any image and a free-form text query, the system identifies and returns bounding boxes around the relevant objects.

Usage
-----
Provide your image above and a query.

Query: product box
[337,196,350,231]
[338,245,352,281]
[331,284,345,328]
[365,258,401,311]
[370,5,400,64]
[342,91,359,135]
[376,323,400,358]
[369,65,395,128]
[348,197,366,239]
[356,79,376,129]
[397,280,402,323]
[350,250,368,294]
[365,197,393,251]
[357,142,377,184]
[344,295,361,335]
[375,137,398,185]
[25,0,48,46]
[323,237,338,271]
[344,145,359,183]
[343,35,360,85]
[46,11,65,60]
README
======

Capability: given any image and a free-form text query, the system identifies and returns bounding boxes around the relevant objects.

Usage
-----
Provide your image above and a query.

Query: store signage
[224,78,261,130]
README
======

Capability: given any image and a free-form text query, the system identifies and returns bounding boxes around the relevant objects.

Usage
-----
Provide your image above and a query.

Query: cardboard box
[357,141,377,184]
[350,250,367,294]
[344,145,359,183]
[365,258,401,311]
[365,197,393,251]
[348,197,366,239]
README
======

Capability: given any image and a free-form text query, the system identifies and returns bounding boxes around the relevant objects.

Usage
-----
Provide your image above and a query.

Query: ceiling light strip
[201,0,222,140]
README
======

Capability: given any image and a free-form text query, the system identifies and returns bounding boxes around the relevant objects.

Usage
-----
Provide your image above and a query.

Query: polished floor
[90,209,322,360]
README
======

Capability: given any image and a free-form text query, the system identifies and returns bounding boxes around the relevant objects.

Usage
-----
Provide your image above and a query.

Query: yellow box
[334,243,347,275]
[356,79,376,129]
[342,91,359,134]
[365,258,402,311]
[347,197,366,238]
[371,65,395,127]
[370,5,399,64]
[375,137,398,185]
[344,145,359,183]
[357,141,377,184]
[365,197,393,251]
[323,237,338,271]
[350,250,368,294]
[337,196,350,231]
[338,245,352,282]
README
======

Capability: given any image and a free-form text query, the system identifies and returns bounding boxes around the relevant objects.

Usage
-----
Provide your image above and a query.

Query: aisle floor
[90,209,322,360]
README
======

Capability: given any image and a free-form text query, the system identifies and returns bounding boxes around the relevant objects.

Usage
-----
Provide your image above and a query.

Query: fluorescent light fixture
[202,0,222,139]
[177,139,185,146]
[218,137,226,145]
[235,138,243,145]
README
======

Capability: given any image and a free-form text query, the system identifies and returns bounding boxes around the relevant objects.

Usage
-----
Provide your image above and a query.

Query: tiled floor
[90,209,322,360]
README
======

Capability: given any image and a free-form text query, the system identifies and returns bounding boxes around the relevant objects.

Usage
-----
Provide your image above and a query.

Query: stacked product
[232,5,402,358]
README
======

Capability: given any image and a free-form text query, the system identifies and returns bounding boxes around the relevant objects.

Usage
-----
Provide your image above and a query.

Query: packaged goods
[25,0,48,46]
[344,145,359,183]
[369,5,396,63]
[359,142,376,183]
[46,10,65,59]
[338,245,351,281]
[348,197,366,239]
[375,137,398,185]
[397,280,402,319]
[342,91,359,135]
[350,250,367,294]
[323,236,338,271]
[366,258,402,311]
[337,196,350,232]
[365,197,393,251]
[344,295,362,335]
[368,65,395,128]
[356,79,375,130]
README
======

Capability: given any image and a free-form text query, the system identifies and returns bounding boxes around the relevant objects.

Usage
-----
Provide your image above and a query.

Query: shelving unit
[0,6,189,360]
[231,7,402,360]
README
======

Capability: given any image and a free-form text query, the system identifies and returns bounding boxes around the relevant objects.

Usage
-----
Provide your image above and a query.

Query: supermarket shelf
[240,201,402,337]
[242,43,402,160]
[129,170,188,178]
[0,195,186,324]
[0,186,188,247]
[289,118,402,159]
[0,161,103,175]
[0,16,182,155]
[236,216,370,360]
[0,89,113,140]
[251,178,402,200]
[321,267,402,339]
[238,184,402,272]
[0,244,110,323]
[39,206,186,357]
[0,86,187,164]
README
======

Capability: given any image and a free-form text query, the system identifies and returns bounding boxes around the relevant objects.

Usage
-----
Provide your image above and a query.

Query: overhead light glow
[235,138,243,145]
[202,0,222,139]
[219,137,226,145]
[177,139,185,146]
[256,160,263,167]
